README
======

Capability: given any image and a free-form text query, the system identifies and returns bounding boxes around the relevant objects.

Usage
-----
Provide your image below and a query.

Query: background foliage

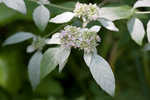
[0,0,150,100]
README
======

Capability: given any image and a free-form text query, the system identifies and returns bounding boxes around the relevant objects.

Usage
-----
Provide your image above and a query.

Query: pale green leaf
[127,17,145,45]
[33,5,50,31]
[58,47,71,72]
[84,52,115,96]
[147,20,150,43]
[49,12,75,23]
[3,0,27,14]
[134,0,150,8]
[3,32,34,46]
[98,18,119,32]
[99,5,133,21]
[28,51,43,90]
[40,46,71,79]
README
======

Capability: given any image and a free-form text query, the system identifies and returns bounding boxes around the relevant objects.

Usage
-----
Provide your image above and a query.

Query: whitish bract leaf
[28,51,43,90]
[27,45,36,53]
[40,46,71,79]
[147,20,150,43]
[3,0,26,14]
[3,32,34,46]
[49,12,75,23]
[134,0,150,8]
[90,25,101,33]
[57,47,71,72]
[98,18,119,32]
[33,5,50,31]
[127,17,145,45]
[46,33,61,45]
[84,52,115,96]
[99,5,133,21]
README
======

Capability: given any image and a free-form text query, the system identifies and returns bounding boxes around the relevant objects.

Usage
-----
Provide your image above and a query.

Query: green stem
[136,11,150,14]
[48,3,73,11]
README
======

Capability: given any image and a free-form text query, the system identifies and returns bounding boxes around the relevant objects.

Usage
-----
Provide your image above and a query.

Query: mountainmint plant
[2,0,150,97]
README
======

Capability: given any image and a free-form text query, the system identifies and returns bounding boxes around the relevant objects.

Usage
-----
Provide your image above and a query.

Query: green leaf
[40,47,59,80]
[84,52,115,96]
[33,5,50,31]
[147,20,150,43]
[49,12,74,24]
[57,47,71,72]
[3,0,27,14]
[99,5,133,21]
[3,32,34,46]
[28,51,43,90]
[40,46,71,80]
[127,17,145,45]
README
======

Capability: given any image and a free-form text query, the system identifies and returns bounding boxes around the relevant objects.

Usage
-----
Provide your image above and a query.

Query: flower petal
[49,12,75,24]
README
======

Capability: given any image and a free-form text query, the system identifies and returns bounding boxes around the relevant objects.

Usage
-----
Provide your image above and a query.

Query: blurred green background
[0,0,150,100]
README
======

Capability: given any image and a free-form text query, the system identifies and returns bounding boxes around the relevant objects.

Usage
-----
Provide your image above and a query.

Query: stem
[48,3,73,11]
[44,24,67,38]
[136,11,150,14]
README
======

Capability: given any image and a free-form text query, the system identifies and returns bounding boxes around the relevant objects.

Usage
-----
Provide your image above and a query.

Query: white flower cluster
[73,2,100,21]
[50,2,119,32]
[47,25,101,52]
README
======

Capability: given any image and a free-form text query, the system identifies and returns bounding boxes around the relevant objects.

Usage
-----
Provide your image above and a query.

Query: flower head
[73,2,100,21]
[47,25,101,52]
